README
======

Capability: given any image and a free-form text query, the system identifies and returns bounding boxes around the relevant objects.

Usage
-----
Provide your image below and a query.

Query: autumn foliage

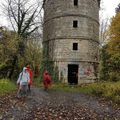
[100,9,120,81]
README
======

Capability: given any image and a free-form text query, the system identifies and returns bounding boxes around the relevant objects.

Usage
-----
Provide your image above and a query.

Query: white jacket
[17,67,30,85]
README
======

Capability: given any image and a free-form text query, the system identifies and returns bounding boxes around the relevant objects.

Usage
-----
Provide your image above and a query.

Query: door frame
[68,64,78,84]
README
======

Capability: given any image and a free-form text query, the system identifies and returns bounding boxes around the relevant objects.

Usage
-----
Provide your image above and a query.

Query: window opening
[73,20,78,28]
[73,43,78,50]
[74,0,78,6]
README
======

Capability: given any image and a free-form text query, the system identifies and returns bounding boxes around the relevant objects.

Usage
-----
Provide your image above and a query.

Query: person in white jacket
[17,67,30,98]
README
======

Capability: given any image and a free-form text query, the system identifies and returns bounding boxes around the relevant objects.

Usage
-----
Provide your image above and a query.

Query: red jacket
[43,70,51,83]
[26,67,33,85]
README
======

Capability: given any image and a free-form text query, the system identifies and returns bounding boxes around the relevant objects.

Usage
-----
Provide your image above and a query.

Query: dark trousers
[28,84,31,92]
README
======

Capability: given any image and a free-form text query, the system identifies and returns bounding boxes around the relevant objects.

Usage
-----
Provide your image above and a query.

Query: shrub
[90,81,120,104]
[109,72,120,82]
[0,79,16,95]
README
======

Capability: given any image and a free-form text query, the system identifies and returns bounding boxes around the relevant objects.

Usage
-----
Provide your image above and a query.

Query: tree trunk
[8,55,18,79]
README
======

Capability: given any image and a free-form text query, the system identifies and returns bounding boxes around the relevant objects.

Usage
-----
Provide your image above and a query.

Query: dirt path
[0,87,120,120]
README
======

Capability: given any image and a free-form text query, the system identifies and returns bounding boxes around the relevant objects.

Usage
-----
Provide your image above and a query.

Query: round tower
[43,0,100,84]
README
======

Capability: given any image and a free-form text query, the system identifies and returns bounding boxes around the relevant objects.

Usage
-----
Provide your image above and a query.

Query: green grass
[0,79,16,95]
[89,81,120,104]
[31,77,120,104]
[51,83,92,93]
[51,81,120,104]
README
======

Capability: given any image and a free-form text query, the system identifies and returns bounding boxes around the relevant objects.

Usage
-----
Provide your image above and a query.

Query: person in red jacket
[43,70,51,91]
[26,64,33,92]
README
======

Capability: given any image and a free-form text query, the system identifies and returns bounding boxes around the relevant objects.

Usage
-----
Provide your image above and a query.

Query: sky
[0,0,120,27]
[101,0,120,19]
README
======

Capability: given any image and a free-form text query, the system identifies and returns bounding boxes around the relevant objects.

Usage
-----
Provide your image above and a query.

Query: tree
[99,18,109,46]
[101,8,120,81]
[99,3,120,81]
[99,0,109,46]
[0,27,18,78]
[1,0,43,78]
[116,3,120,13]
[24,36,42,77]
[99,45,110,80]
[107,12,120,55]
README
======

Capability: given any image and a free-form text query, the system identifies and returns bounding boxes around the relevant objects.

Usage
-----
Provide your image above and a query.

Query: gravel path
[0,87,120,120]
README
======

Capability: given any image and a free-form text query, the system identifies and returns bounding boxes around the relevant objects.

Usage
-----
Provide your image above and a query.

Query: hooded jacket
[17,67,30,85]
[43,70,51,82]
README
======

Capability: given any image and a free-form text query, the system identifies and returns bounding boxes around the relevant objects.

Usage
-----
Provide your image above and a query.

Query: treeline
[0,27,59,83]
[0,0,43,80]
[0,27,42,79]
[100,4,120,81]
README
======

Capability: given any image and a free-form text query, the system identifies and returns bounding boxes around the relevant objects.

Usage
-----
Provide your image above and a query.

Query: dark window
[74,0,78,6]
[73,43,78,50]
[73,20,78,28]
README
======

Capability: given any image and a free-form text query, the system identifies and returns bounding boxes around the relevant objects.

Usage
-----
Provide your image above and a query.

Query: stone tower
[43,0,100,84]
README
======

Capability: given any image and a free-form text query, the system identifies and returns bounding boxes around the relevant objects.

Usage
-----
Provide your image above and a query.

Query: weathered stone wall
[43,0,100,84]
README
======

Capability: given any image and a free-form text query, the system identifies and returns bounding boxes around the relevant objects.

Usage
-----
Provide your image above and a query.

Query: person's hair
[25,63,30,67]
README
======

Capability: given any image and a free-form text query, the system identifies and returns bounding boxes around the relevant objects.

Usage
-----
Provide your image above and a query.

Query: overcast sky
[0,0,120,27]
[101,0,120,19]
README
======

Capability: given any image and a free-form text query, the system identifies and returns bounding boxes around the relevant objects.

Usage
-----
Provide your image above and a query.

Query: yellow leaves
[110,12,120,33]
[0,30,19,63]
[108,39,120,54]
[107,12,120,54]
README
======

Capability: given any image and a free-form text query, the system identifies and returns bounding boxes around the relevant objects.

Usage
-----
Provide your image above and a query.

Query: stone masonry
[43,0,100,84]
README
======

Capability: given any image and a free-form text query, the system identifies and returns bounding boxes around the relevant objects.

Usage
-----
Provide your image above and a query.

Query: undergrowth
[0,79,16,95]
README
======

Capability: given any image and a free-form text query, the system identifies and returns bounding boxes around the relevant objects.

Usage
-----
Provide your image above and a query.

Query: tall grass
[90,81,120,104]
[0,79,16,95]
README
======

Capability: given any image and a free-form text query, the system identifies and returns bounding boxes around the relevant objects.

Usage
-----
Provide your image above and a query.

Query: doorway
[68,64,78,84]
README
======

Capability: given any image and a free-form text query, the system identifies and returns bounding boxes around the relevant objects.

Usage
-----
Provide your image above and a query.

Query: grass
[51,83,92,93]
[89,81,120,104]
[0,79,16,96]
[32,77,120,104]
[50,81,120,104]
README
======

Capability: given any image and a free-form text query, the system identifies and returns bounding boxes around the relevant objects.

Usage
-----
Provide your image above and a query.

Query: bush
[90,81,120,104]
[0,79,16,95]
[91,84,105,96]
[109,72,120,82]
